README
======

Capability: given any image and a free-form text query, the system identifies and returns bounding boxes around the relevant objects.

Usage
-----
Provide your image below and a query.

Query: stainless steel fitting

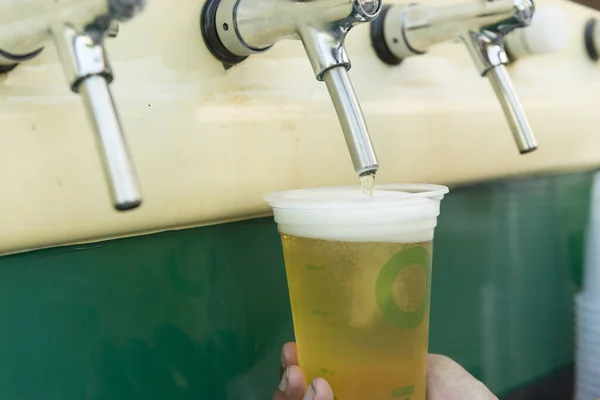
[371,0,538,154]
[0,0,146,211]
[202,0,381,177]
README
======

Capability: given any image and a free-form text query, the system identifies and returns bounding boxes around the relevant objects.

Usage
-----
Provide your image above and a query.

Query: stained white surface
[1,0,600,254]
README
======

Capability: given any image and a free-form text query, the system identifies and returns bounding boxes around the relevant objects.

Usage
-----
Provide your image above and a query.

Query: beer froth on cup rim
[265,184,448,210]
[264,184,449,242]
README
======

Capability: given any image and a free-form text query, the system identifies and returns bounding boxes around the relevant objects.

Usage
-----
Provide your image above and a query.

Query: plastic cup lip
[264,183,449,210]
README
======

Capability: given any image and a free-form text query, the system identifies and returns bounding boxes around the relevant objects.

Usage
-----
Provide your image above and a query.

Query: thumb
[304,378,335,400]
[426,354,497,400]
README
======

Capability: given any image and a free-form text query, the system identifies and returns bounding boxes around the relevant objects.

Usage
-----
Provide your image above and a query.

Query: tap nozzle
[487,65,537,153]
[370,0,538,154]
[323,66,378,176]
[53,24,142,211]
[201,0,380,177]
[0,0,146,210]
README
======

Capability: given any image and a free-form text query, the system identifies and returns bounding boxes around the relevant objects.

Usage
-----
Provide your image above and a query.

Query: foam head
[265,184,449,243]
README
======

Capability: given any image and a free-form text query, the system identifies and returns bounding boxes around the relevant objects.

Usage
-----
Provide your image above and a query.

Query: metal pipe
[53,23,142,210]
[234,0,354,50]
[323,66,378,176]
[400,1,517,54]
[0,0,146,210]
[372,0,537,155]
[79,76,142,210]
[487,65,538,153]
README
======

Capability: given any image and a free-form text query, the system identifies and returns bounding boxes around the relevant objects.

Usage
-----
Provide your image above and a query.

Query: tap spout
[371,0,538,155]
[53,23,142,211]
[201,0,381,177]
[487,65,537,153]
[323,66,379,176]
[0,0,146,211]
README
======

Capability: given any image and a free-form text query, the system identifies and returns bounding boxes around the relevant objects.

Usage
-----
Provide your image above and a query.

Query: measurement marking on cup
[391,385,414,398]
[306,264,325,271]
[312,309,329,316]
[320,367,335,376]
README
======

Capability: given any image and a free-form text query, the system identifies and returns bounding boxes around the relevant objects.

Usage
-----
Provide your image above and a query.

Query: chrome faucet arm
[202,0,380,177]
[371,0,538,154]
[0,0,146,211]
[53,23,142,210]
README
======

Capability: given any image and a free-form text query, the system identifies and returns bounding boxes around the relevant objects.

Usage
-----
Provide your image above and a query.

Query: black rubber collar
[200,0,247,69]
[370,5,403,66]
[0,47,44,74]
[585,18,599,62]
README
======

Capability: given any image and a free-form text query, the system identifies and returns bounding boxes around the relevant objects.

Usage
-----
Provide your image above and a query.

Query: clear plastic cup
[574,293,600,400]
[576,349,600,367]
[576,369,600,384]
[575,321,600,337]
[575,386,600,400]
[576,332,600,350]
[265,184,449,400]
[575,314,600,331]
[576,322,600,338]
[576,382,600,398]
[576,297,600,312]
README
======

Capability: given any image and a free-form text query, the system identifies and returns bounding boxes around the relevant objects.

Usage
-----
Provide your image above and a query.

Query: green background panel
[0,170,594,399]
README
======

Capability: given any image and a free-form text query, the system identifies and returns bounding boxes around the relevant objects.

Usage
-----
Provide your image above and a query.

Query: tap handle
[322,66,379,176]
[504,5,567,61]
[79,75,142,210]
[486,64,538,154]
[53,24,142,211]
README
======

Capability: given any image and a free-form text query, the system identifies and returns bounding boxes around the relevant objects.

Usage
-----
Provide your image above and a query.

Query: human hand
[272,342,333,400]
[272,342,497,400]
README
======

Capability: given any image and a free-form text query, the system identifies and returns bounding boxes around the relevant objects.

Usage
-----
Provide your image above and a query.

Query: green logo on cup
[375,246,432,330]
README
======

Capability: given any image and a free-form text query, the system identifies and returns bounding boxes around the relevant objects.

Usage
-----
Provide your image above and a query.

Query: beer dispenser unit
[370,0,539,155]
[201,0,381,178]
[0,0,146,211]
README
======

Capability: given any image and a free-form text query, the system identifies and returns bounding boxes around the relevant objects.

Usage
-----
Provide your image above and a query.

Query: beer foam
[265,184,448,243]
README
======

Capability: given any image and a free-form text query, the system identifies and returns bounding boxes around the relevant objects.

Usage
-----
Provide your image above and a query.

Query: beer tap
[371,0,539,154]
[201,0,381,178]
[0,0,146,211]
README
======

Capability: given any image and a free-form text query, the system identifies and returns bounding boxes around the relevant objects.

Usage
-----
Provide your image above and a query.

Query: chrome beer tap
[371,0,538,154]
[0,0,146,211]
[201,0,381,177]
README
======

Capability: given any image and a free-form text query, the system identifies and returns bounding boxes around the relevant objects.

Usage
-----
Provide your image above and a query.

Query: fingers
[282,342,299,367]
[273,365,306,400]
[275,343,334,400]
[426,354,497,400]
[280,342,299,379]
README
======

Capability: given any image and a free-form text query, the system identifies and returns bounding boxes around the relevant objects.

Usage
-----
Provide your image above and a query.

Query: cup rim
[265,183,449,210]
